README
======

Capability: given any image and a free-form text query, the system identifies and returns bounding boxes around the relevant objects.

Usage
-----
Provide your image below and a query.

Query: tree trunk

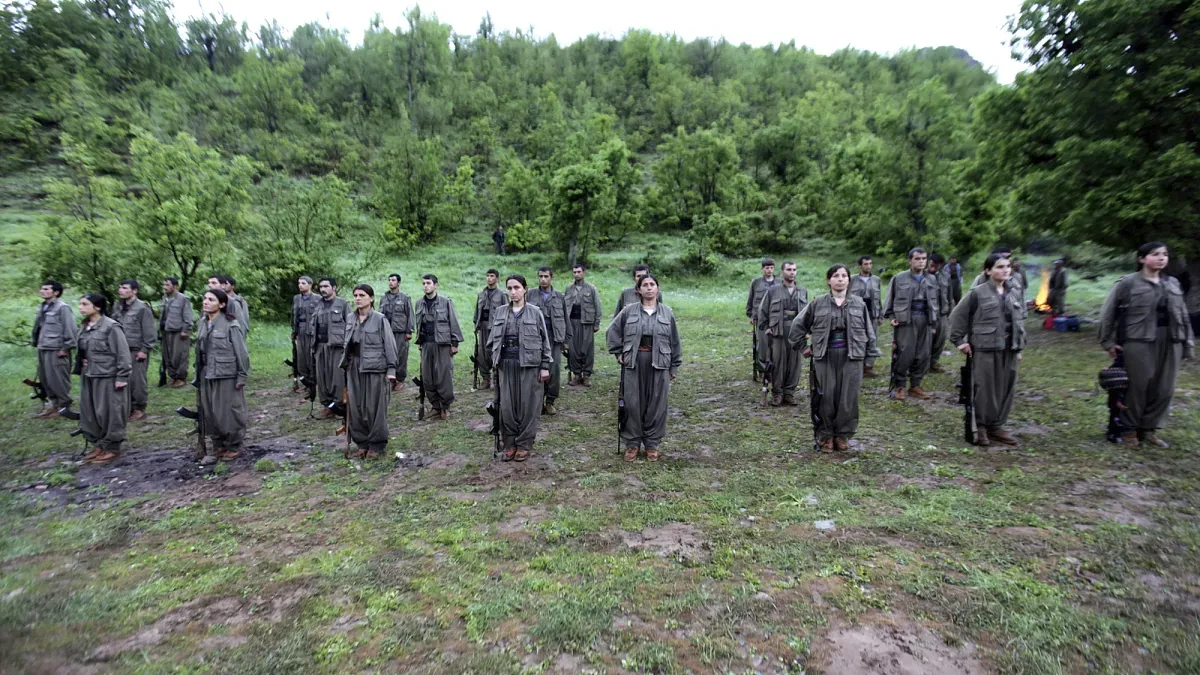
[567,235,579,268]
[1185,257,1200,314]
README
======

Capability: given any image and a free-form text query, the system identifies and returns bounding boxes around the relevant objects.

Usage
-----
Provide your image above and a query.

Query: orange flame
[1034,268,1051,312]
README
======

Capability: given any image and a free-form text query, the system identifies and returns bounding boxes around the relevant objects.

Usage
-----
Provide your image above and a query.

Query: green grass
[1,176,1199,673]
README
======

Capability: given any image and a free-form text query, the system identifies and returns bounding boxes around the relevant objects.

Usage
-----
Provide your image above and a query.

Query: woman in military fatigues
[76,293,131,464]
[1099,242,1195,447]
[788,265,877,452]
[487,274,551,461]
[341,284,399,458]
[948,254,1026,447]
[195,289,250,463]
[606,275,683,462]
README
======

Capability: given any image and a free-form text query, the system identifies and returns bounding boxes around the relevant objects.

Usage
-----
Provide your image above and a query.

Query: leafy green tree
[373,132,448,248]
[237,53,307,133]
[651,126,740,227]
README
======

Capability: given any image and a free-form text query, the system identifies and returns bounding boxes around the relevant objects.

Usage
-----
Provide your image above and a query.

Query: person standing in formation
[884,248,940,400]
[949,254,1025,447]
[487,274,552,461]
[111,280,156,421]
[974,248,1027,316]
[159,277,193,389]
[76,293,131,464]
[310,277,351,419]
[493,225,506,255]
[789,265,877,452]
[528,266,569,415]
[1099,242,1194,447]
[473,269,505,390]
[948,257,964,305]
[415,274,463,420]
[195,288,250,463]
[564,264,602,387]
[32,280,76,419]
[758,261,808,406]
[607,274,682,462]
[927,254,953,373]
[340,284,398,458]
[380,273,414,391]
[222,276,251,334]
[613,265,662,316]
[1048,259,1069,316]
[291,276,319,396]
[747,258,779,366]
[849,256,883,377]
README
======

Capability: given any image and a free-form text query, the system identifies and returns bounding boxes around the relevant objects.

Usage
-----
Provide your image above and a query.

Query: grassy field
[1,178,1199,674]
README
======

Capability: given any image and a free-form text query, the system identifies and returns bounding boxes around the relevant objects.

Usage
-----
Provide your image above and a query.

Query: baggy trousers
[315,343,346,407]
[421,343,456,410]
[769,324,801,398]
[163,332,189,382]
[80,375,128,451]
[812,347,862,440]
[128,350,149,411]
[475,324,493,380]
[200,377,246,451]
[346,359,390,451]
[296,333,316,388]
[392,332,410,385]
[544,344,563,404]
[891,313,932,389]
[1121,328,1182,432]
[38,349,73,408]
[621,350,671,450]
[972,349,1018,430]
[568,318,595,378]
[499,359,543,450]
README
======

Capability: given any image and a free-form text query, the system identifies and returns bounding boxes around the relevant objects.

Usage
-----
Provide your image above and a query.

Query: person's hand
[136,351,147,361]
[538,369,550,382]
[235,382,244,390]
[180,332,189,339]
[616,354,626,366]
[958,344,972,357]
[592,325,599,333]
[291,332,297,341]
[1107,345,1122,359]
[669,374,676,381]
[1017,352,1023,361]
[803,347,812,357]
[749,319,756,328]
[56,350,68,358]
[115,381,127,390]
[404,333,412,342]
[450,344,459,355]
[81,358,88,368]
[387,374,396,382]
[891,320,900,327]
[765,328,774,336]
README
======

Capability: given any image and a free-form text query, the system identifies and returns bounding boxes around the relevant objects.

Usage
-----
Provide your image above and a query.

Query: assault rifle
[413,376,426,420]
[958,353,977,444]
[485,371,501,458]
[617,361,627,455]
[157,330,167,387]
[808,354,823,450]
[285,338,299,390]
[22,378,47,401]
[759,356,774,407]
[176,369,207,461]
[751,329,759,382]
[336,379,351,459]
[470,353,480,390]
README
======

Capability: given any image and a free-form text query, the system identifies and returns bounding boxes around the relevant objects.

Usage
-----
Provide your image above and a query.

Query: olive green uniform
[310,296,352,408]
[110,297,156,413]
[884,271,941,390]
[613,286,663,317]
[160,291,193,383]
[196,312,250,453]
[292,292,320,390]
[76,316,131,451]
[1099,275,1194,433]
[607,304,683,451]
[229,293,250,334]
[929,266,953,369]
[849,273,882,369]
[33,298,77,409]
[340,311,398,452]
[472,287,505,382]
[414,294,463,412]
[564,280,602,379]
[747,276,778,363]
[973,271,1027,318]
[487,304,552,451]
[789,295,877,441]
[380,290,415,385]
[529,287,570,406]
[1048,267,1068,315]
[949,282,1026,431]
[758,282,809,399]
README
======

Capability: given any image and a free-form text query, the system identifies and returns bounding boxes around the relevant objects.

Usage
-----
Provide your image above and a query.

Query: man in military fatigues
[32,280,77,418]
[758,261,808,406]
[746,258,778,368]
[160,277,193,388]
[380,273,415,391]
[414,274,463,419]
[1048,259,1069,315]
[493,225,506,255]
[973,248,1027,316]
[529,266,570,415]
[564,264,602,386]
[291,276,320,396]
[222,276,251,334]
[927,254,954,373]
[849,256,883,377]
[613,265,662,316]
[884,248,941,400]
[310,277,352,419]
[111,279,157,421]
[473,269,505,390]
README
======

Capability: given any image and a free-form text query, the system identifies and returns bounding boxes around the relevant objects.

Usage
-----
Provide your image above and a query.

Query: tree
[652,126,740,228]
[373,132,448,248]
[125,131,258,293]
[547,137,641,265]
[237,52,306,133]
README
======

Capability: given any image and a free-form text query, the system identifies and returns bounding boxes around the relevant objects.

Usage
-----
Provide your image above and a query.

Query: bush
[504,220,551,253]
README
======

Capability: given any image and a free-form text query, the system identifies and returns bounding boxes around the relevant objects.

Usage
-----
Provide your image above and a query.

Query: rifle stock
[486,369,501,458]
[616,360,627,455]
[22,378,47,401]
[413,377,425,420]
[959,354,977,444]
[158,330,167,387]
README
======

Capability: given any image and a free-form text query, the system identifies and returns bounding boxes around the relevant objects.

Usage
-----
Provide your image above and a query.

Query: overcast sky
[175,0,1028,84]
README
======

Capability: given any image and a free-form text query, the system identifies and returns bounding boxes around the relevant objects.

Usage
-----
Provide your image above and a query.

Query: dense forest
[2,0,1197,319]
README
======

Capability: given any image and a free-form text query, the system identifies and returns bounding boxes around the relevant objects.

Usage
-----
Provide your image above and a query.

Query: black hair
[81,292,107,315]
[537,266,553,275]
[207,274,222,283]
[319,276,337,288]
[781,260,797,269]
[119,279,139,291]
[422,274,438,284]
[825,264,849,281]
[930,253,945,265]
[225,276,237,288]
[638,273,659,291]
[857,256,872,266]
[992,246,1012,255]
[632,264,650,278]
[352,284,375,303]
[1135,241,1168,271]
[983,253,1009,272]
[506,274,528,289]
[572,264,586,272]
[761,258,775,267]
[163,277,179,287]
[204,288,236,320]
[42,280,63,297]
[388,273,401,282]
[907,247,926,259]
[486,268,499,277]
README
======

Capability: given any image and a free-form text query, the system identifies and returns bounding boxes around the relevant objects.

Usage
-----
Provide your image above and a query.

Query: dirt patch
[87,584,316,662]
[427,453,468,470]
[1060,479,1169,528]
[1137,572,1200,617]
[1011,423,1052,436]
[546,652,586,674]
[496,505,548,534]
[443,490,491,502]
[813,618,986,675]
[879,474,939,490]
[465,418,492,432]
[991,526,1053,539]
[622,523,711,564]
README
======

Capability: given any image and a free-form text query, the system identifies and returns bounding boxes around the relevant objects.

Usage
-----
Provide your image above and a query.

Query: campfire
[1034,268,1051,313]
